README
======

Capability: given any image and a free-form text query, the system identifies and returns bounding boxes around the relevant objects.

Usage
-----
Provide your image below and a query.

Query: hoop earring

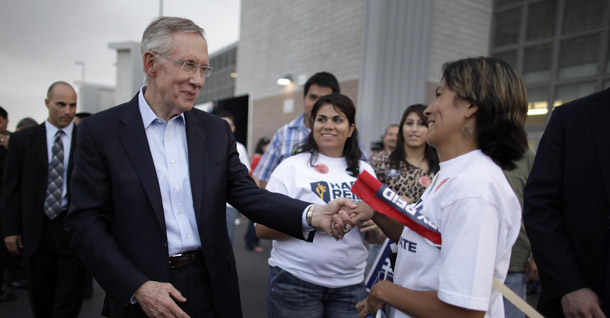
[461,123,474,138]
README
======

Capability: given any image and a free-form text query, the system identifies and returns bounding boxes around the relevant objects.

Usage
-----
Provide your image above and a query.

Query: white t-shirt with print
[227,141,251,208]
[265,152,376,288]
[390,150,520,318]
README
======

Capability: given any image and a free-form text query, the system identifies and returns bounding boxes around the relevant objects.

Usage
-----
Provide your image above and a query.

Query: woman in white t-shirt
[256,93,383,318]
[355,57,529,318]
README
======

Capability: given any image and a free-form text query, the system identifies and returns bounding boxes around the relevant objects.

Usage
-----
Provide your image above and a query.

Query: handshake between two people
[310,199,375,240]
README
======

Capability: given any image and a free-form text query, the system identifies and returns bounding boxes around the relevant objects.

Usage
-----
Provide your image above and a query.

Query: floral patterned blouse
[369,151,435,201]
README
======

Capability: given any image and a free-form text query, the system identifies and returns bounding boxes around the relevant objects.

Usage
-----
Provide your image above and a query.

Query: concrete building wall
[425,0,493,102]
[237,0,366,153]
[79,84,115,114]
[236,1,365,100]
[357,0,433,153]
[235,0,493,154]
[109,41,144,108]
[197,44,237,104]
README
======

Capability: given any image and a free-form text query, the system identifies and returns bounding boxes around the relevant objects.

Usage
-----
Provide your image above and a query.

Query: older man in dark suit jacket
[524,88,610,318]
[64,17,355,318]
[2,81,85,317]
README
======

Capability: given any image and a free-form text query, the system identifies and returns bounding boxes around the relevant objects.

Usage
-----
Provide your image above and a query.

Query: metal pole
[74,61,85,110]
[75,61,85,84]
[159,0,163,16]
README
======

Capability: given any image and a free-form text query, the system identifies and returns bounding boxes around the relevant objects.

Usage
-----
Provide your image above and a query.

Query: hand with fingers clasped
[310,197,358,239]
[134,280,190,318]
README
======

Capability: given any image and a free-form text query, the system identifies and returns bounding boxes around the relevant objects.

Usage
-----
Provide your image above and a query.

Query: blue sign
[365,238,394,292]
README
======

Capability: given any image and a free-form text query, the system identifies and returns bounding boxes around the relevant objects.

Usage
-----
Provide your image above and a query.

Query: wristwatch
[306,205,314,227]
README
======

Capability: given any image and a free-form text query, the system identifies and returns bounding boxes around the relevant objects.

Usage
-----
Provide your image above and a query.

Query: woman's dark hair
[389,104,439,173]
[298,93,361,177]
[254,137,271,155]
[441,57,528,170]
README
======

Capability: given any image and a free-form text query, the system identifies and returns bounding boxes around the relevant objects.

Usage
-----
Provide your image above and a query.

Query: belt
[169,250,204,269]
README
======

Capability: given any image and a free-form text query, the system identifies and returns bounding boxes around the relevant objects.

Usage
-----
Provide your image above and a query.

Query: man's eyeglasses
[152,51,214,77]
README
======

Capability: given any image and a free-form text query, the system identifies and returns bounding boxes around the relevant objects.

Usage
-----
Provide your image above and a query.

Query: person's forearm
[373,281,484,318]
[255,224,290,240]
[258,180,268,189]
[372,212,404,243]
[364,230,386,244]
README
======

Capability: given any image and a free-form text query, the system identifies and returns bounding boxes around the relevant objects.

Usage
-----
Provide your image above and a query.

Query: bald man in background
[1,82,85,317]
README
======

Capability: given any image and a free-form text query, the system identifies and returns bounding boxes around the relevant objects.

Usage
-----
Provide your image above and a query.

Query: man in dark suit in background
[0,105,17,303]
[1,82,85,317]
[0,106,10,149]
[524,88,610,318]
[65,17,355,318]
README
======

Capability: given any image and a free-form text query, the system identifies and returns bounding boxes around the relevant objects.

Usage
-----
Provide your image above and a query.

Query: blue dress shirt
[138,89,202,256]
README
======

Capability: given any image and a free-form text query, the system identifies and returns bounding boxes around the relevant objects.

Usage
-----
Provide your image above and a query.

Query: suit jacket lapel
[184,111,206,227]
[590,88,610,207]
[117,96,166,234]
[66,125,77,204]
[32,123,47,170]
[68,125,77,170]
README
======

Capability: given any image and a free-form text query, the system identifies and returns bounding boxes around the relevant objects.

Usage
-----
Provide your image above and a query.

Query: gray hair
[141,16,206,56]
[17,117,38,130]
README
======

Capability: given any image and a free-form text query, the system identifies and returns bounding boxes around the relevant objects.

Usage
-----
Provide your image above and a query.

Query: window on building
[493,50,518,68]
[527,0,556,41]
[497,0,523,7]
[494,8,521,47]
[562,0,606,34]
[493,0,610,146]
[526,86,549,126]
[606,36,610,74]
[558,34,599,80]
[523,43,552,82]
[554,82,596,106]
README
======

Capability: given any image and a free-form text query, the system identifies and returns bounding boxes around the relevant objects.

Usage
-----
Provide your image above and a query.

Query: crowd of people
[0,15,608,318]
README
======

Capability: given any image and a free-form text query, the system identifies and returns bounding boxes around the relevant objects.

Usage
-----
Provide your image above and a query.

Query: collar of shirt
[138,86,185,127]
[45,120,73,142]
[288,113,309,132]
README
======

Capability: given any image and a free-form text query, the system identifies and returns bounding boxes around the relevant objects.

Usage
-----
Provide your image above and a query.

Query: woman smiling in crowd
[355,57,528,318]
[256,93,383,318]
[370,104,439,204]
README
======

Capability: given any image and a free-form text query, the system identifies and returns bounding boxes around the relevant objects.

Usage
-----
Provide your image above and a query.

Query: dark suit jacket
[0,146,6,236]
[64,94,310,317]
[524,88,610,317]
[1,123,77,257]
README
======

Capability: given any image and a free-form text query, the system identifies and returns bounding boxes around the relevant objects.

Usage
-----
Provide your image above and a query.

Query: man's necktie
[44,130,64,220]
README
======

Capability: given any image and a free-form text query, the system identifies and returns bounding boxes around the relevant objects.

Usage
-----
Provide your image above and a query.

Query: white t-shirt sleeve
[236,142,251,172]
[360,161,377,179]
[265,158,313,236]
[437,196,501,311]
[266,162,291,196]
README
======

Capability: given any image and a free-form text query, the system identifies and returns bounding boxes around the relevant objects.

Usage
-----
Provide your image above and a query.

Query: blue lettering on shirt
[398,237,418,253]
[313,181,361,203]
